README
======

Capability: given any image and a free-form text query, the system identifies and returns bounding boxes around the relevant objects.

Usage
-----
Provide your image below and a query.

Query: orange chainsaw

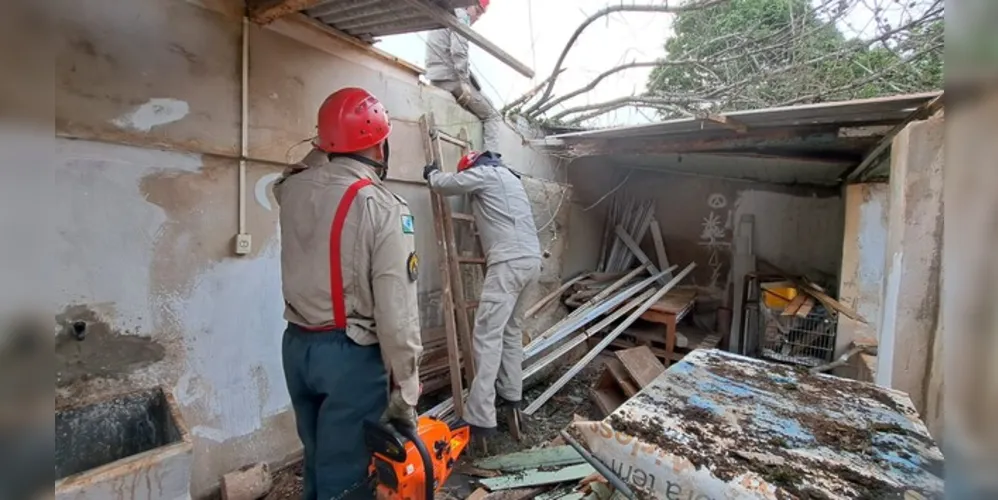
[365,416,470,500]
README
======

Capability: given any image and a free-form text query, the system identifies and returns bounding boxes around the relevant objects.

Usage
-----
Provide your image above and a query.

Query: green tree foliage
[647,0,943,115]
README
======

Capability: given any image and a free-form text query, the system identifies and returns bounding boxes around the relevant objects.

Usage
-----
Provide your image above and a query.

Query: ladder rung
[451,213,475,222]
[462,302,479,309]
[457,256,486,265]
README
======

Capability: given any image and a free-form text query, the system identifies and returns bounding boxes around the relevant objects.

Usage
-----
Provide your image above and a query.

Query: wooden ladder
[419,113,487,419]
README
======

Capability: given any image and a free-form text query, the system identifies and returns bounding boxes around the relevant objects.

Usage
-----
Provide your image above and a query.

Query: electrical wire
[580,170,632,212]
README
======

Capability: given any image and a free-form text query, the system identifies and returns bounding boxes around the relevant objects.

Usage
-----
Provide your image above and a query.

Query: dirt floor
[266,361,606,500]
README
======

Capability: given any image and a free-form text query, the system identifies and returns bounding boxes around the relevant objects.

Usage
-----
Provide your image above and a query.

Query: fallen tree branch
[549,94,707,122]
[521,0,730,117]
[528,61,661,118]
[500,68,566,115]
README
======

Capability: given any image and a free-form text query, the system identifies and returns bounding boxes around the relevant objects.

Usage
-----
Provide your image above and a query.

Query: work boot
[497,397,524,441]
[451,417,497,440]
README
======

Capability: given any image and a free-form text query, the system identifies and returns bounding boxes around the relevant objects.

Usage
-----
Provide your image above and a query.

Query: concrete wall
[835,183,889,365]
[566,160,844,296]
[41,0,567,495]
[876,113,944,436]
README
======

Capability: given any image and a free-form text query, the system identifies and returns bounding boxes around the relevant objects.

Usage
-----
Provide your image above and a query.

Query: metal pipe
[238,16,249,237]
[560,430,636,500]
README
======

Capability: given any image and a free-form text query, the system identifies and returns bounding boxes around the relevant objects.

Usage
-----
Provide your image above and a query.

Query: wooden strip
[421,114,464,417]
[249,0,325,24]
[614,225,669,285]
[524,263,696,415]
[781,293,808,317]
[467,488,490,500]
[474,445,583,472]
[702,113,749,133]
[615,346,665,388]
[523,267,648,358]
[479,464,594,491]
[800,282,867,323]
[524,273,591,319]
[795,296,816,318]
[397,0,535,78]
[648,216,673,280]
[451,212,476,222]
[523,288,659,380]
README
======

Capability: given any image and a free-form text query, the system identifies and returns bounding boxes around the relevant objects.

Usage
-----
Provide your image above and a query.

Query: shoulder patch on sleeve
[401,214,415,234]
[406,252,419,282]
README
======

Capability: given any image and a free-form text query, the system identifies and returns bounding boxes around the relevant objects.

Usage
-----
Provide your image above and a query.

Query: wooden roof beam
[249,0,331,24]
[397,0,535,78]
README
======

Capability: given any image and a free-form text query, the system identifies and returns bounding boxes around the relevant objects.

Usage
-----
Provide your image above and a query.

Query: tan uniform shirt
[274,151,422,405]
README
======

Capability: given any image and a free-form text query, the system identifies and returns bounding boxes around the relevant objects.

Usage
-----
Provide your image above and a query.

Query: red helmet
[316,88,391,153]
[479,0,489,11]
[457,151,483,172]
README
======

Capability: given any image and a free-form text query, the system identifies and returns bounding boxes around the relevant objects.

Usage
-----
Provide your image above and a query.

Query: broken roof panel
[303,0,474,40]
[250,0,535,77]
[536,92,941,185]
[566,349,944,499]
[546,92,942,142]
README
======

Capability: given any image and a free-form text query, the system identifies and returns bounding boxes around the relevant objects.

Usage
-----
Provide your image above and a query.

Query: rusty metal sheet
[566,349,944,499]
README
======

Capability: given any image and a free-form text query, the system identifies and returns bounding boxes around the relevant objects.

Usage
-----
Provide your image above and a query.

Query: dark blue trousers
[282,323,388,500]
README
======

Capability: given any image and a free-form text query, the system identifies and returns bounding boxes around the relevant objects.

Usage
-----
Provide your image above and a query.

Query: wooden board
[645,287,697,316]
[603,358,639,397]
[648,217,673,280]
[615,345,665,388]
[474,445,583,472]
[479,464,595,491]
[795,296,816,318]
[781,293,808,317]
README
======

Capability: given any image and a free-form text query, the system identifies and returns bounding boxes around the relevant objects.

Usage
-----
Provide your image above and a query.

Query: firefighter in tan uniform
[273,88,422,500]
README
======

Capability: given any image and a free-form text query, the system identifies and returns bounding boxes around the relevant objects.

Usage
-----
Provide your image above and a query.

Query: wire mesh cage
[740,275,838,368]
[757,304,837,367]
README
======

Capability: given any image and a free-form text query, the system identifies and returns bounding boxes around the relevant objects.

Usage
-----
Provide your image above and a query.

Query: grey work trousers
[431,79,501,152]
[465,257,541,428]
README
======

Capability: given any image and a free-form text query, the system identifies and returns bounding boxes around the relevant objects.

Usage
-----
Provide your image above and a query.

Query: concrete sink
[55,387,193,500]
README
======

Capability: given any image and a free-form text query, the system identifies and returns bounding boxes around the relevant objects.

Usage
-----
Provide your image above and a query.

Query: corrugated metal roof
[304,0,475,41]
[537,92,942,186]
[547,92,941,141]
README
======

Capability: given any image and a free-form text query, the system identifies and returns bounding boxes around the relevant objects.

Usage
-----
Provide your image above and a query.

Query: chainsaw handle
[392,420,435,500]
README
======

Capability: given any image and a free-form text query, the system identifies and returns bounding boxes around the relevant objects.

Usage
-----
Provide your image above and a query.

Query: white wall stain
[112,98,190,132]
[255,173,282,211]
[855,189,888,321]
[167,238,290,442]
[47,139,203,333]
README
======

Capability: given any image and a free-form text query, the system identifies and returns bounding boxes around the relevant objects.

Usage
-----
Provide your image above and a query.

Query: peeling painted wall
[876,114,944,433]
[835,183,889,367]
[567,160,844,296]
[45,0,568,496]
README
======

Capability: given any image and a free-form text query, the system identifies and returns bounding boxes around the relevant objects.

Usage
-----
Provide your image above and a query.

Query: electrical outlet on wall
[235,233,252,255]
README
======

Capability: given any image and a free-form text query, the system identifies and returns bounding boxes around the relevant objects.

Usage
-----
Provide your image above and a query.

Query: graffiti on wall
[699,194,732,289]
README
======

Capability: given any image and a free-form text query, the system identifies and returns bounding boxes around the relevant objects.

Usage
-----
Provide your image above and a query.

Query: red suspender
[329,178,373,329]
